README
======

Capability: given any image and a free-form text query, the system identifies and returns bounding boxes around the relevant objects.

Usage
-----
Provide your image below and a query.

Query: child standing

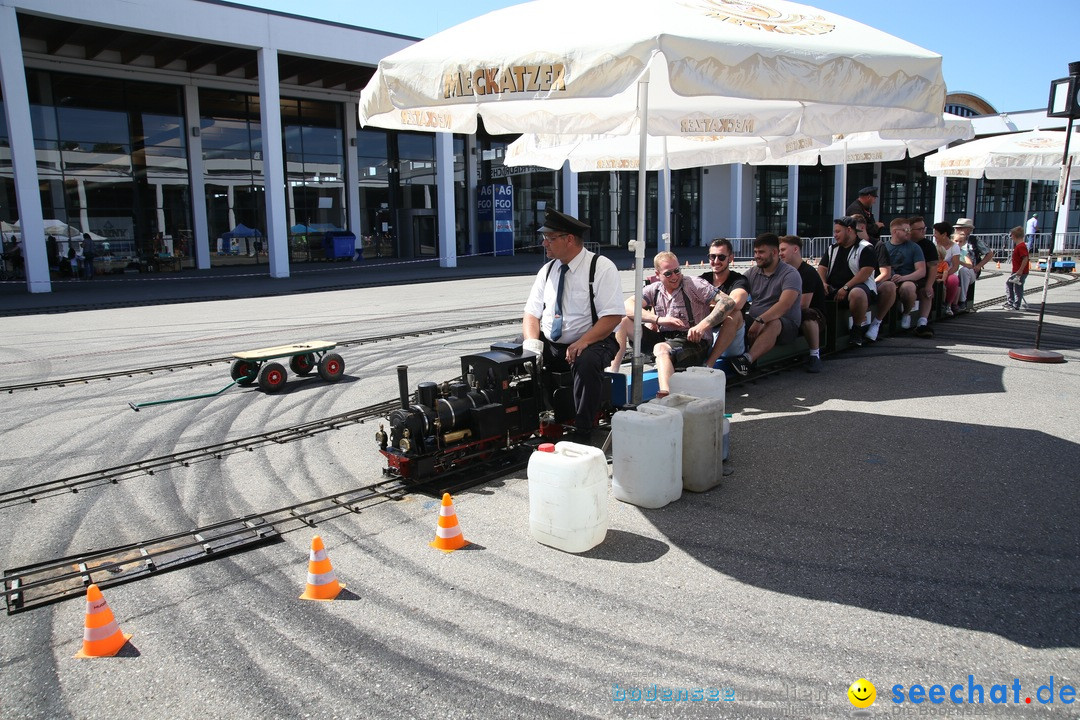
[1005,226,1029,310]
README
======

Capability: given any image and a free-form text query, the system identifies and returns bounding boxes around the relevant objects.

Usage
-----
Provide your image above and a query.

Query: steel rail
[0,316,519,394]
[0,397,404,509]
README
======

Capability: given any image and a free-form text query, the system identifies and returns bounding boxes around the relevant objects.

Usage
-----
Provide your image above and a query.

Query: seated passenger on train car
[882,217,926,330]
[727,233,802,376]
[522,208,624,436]
[779,235,827,374]
[699,237,750,369]
[819,217,877,347]
[609,251,734,397]
[859,216,895,343]
[909,216,939,338]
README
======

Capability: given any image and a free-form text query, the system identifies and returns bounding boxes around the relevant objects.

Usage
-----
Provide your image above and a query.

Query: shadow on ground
[641,410,1080,649]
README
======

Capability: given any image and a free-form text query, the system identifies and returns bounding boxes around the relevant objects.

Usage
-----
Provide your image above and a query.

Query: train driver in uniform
[522,208,624,437]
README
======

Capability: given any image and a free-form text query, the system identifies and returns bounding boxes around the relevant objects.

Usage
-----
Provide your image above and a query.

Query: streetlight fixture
[1009,61,1080,364]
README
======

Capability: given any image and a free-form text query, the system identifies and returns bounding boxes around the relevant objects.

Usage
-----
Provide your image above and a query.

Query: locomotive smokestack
[396,365,410,410]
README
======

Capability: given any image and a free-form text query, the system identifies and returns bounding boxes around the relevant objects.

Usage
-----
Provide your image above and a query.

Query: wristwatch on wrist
[841,285,850,292]
[754,317,765,325]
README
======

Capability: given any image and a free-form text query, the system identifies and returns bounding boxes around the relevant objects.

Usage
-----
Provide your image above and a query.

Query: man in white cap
[523,208,624,436]
[953,217,994,311]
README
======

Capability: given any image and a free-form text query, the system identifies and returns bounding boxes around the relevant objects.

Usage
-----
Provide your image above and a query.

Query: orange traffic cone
[430,492,468,552]
[299,535,344,601]
[74,584,132,658]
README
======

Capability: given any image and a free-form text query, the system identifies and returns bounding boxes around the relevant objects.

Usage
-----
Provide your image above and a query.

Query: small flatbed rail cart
[230,341,344,393]
[129,341,345,411]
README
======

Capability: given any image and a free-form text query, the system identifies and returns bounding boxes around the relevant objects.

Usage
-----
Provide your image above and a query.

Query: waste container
[323,231,356,260]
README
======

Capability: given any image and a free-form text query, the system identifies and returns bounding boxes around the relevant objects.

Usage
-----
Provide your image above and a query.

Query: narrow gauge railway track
[0,316,520,394]
[2,478,405,614]
[0,397,403,509]
[2,448,532,614]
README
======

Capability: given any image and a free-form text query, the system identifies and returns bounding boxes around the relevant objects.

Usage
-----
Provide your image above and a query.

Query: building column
[183,85,210,269]
[833,165,846,219]
[435,132,456,268]
[729,165,744,242]
[344,101,362,251]
[787,165,799,237]
[465,135,478,256]
[561,164,578,219]
[659,160,671,250]
[1055,180,1073,253]
[933,175,946,224]
[0,6,49,293]
[257,47,289,278]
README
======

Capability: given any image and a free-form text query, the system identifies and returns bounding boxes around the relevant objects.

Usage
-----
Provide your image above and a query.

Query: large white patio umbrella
[359,0,946,403]
[923,129,1079,180]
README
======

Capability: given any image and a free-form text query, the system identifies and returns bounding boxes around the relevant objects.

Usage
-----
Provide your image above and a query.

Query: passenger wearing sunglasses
[699,237,750,369]
[608,251,735,397]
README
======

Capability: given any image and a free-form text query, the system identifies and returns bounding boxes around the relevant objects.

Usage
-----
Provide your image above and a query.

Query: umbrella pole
[662,137,672,252]
[630,74,649,405]
[1009,116,1072,364]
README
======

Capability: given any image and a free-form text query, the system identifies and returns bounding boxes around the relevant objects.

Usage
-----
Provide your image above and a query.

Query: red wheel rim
[268,370,283,385]
[326,360,340,374]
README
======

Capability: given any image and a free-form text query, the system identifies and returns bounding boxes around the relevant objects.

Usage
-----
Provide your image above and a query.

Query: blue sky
[234,0,1078,113]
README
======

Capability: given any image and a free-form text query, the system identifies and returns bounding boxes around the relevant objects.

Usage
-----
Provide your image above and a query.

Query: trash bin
[323,231,356,261]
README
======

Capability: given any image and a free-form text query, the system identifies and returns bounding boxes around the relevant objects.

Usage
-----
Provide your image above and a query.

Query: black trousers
[542,333,618,432]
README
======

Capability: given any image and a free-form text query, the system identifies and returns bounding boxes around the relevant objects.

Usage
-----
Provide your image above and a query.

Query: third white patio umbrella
[923,129,1079,180]
[359,0,947,403]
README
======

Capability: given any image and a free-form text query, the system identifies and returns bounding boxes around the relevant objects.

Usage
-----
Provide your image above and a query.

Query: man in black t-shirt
[780,235,827,372]
[700,237,750,368]
[818,217,878,346]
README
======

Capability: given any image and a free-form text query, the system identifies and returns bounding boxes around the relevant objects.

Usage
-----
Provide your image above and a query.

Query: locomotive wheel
[230,359,258,386]
[289,352,316,376]
[317,353,345,383]
[257,362,288,393]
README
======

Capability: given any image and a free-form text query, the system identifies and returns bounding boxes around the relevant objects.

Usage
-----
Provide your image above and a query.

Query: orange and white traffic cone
[299,535,344,601]
[74,584,132,658]
[430,492,468,552]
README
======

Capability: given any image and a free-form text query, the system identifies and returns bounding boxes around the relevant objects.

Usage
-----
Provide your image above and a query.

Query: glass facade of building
[0,70,191,261]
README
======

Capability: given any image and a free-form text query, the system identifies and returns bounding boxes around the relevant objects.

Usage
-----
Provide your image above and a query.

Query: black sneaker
[851,323,866,347]
[729,354,753,376]
[914,324,934,338]
[805,355,824,373]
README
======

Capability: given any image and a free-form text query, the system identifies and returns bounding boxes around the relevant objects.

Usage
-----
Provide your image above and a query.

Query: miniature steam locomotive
[376,342,611,482]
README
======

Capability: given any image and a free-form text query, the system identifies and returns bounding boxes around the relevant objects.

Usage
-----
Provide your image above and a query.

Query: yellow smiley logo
[848,678,876,709]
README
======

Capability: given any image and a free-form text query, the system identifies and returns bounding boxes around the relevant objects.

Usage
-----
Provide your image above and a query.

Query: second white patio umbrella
[360,0,947,403]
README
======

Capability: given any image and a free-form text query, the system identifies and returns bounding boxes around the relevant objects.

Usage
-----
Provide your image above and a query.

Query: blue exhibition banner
[478,184,514,256]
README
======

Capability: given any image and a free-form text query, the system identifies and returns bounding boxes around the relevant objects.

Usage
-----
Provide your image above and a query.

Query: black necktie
[550,263,568,341]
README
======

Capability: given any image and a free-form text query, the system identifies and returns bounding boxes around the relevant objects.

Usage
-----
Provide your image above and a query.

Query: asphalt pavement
[0,260,1077,719]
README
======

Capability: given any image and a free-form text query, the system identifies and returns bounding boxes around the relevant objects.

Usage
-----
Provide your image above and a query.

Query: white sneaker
[900,314,912,330]
[865,321,880,342]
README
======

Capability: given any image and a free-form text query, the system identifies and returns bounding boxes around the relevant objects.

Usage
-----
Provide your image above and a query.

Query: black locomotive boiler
[377,343,545,481]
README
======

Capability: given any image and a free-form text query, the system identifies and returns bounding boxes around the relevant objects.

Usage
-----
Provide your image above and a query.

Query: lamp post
[1009,61,1080,364]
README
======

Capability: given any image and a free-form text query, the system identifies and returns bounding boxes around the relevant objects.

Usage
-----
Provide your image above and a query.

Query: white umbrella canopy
[359,0,945,140]
[923,129,1079,180]
[503,128,792,172]
[754,113,974,166]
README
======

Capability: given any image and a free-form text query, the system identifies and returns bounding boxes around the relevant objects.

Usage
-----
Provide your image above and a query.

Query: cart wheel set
[229,341,345,394]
